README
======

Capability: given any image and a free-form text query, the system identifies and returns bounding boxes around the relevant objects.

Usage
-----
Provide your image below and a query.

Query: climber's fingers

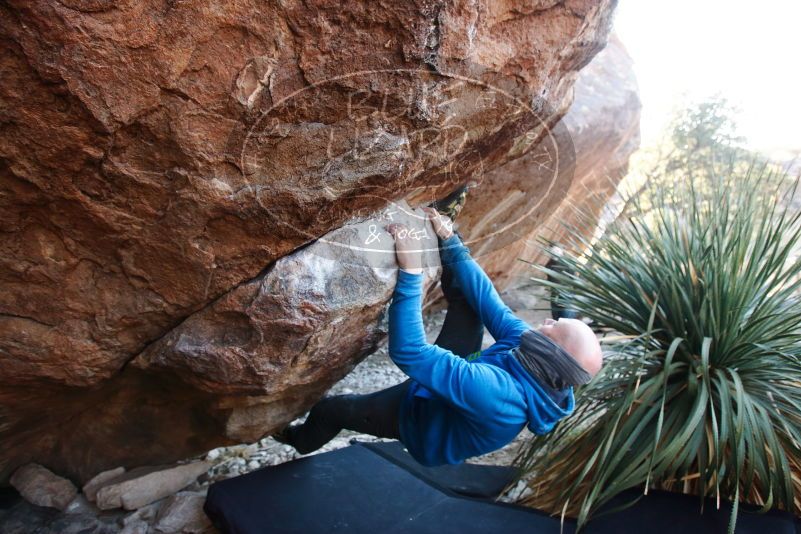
[422,208,454,240]
[384,223,422,271]
[385,223,408,239]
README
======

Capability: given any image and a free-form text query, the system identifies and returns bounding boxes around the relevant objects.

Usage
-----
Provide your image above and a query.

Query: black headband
[513,328,592,390]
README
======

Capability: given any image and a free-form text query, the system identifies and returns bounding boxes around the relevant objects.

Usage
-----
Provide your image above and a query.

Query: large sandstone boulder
[0,0,625,482]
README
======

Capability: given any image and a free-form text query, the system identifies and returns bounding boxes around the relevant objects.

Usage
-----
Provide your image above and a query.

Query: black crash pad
[589,488,800,534]
[204,442,564,534]
[204,440,801,534]
[359,440,520,499]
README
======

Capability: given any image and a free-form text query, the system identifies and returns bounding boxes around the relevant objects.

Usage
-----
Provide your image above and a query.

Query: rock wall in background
[0,0,628,483]
[460,34,641,286]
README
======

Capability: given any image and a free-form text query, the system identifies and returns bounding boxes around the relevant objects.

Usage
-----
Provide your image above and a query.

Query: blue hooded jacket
[388,234,575,467]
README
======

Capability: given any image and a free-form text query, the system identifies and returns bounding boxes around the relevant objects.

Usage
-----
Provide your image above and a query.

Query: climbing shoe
[271,424,296,446]
[429,183,471,222]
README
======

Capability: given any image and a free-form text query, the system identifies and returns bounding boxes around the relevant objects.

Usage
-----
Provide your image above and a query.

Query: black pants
[546,257,580,320]
[283,261,485,454]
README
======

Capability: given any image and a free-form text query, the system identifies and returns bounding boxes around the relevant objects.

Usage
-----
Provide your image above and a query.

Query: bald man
[274,209,602,466]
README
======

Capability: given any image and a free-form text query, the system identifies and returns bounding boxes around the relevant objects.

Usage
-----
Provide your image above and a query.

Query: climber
[273,188,603,466]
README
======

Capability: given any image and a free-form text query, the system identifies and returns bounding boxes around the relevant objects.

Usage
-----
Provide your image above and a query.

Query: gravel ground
[200,281,553,503]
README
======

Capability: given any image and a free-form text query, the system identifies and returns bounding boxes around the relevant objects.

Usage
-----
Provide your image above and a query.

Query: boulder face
[132,201,442,402]
[0,0,626,482]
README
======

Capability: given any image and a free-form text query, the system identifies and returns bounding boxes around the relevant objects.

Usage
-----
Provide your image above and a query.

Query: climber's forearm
[387,271,448,385]
[388,270,428,359]
[438,234,528,342]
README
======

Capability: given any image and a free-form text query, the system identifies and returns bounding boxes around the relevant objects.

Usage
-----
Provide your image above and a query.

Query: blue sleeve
[439,234,529,345]
[388,270,522,421]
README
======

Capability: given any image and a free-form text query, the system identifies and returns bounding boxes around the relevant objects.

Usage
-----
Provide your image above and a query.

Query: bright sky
[614,1,801,159]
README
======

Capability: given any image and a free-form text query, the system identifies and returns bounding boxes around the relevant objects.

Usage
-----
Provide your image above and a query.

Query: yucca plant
[516,167,801,533]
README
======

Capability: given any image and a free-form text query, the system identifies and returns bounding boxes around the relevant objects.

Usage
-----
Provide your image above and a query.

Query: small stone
[42,512,120,534]
[10,463,78,511]
[64,493,100,516]
[0,499,60,532]
[82,466,126,502]
[184,480,204,493]
[123,499,164,526]
[119,518,149,534]
[95,461,211,511]
[205,448,221,461]
[153,491,212,533]
[247,460,260,470]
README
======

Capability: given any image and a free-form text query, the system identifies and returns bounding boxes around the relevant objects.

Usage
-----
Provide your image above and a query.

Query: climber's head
[537,318,602,377]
